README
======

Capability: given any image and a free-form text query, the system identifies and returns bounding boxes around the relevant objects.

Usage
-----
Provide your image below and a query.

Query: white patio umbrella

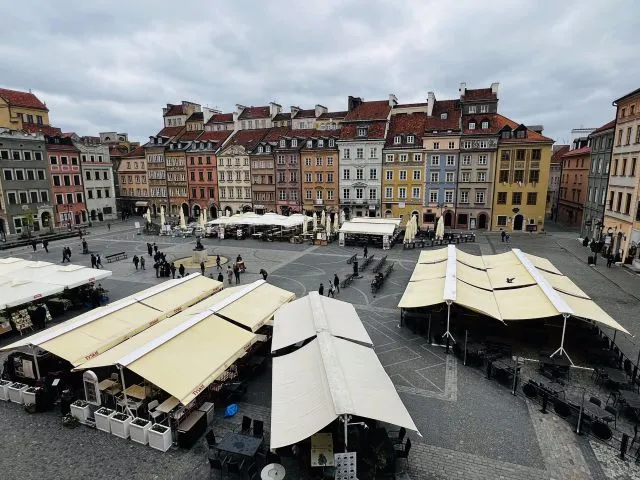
[411,215,418,241]
[160,206,165,227]
[302,215,308,235]
[312,212,318,232]
[321,210,326,230]
[144,208,150,224]
[333,214,339,234]
[403,225,411,243]
[199,211,205,229]
[325,211,331,232]
[436,215,445,240]
[179,208,186,229]
[203,208,208,224]
[340,210,345,225]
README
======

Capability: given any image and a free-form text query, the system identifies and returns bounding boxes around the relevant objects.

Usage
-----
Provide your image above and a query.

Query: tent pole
[463,330,468,366]
[442,301,455,344]
[550,314,573,365]
[118,365,132,417]
[343,414,349,452]
[31,345,40,380]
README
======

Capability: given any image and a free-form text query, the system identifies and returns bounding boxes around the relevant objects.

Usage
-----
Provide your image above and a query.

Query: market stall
[338,221,397,249]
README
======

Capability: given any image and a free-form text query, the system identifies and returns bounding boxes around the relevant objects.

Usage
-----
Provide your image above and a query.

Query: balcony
[315,199,323,205]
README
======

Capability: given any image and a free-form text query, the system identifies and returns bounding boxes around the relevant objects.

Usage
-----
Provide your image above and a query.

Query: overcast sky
[1,0,638,144]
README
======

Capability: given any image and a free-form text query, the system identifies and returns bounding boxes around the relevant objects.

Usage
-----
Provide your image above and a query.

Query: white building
[75,138,117,221]
[337,96,393,218]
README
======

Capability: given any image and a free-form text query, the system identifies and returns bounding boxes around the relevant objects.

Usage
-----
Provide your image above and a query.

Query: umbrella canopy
[203,208,207,224]
[340,210,345,225]
[321,210,326,230]
[199,211,205,229]
[436,215,445,240]
[179,208,186,229]
[333,214,339,234]
[160,206,165,227]
[403,226,411,242]
[302,215,308,235]
[312,212,317,232]
[409,215,418,241]
[325,212,331,232]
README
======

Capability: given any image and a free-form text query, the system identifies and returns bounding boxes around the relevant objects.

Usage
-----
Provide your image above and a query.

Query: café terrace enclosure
[398,246,629,362]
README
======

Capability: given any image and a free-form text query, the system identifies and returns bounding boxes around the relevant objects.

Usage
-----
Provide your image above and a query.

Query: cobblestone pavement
[3,220,640,479]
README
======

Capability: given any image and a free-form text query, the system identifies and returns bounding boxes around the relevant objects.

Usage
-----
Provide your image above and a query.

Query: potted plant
[148,423,172,452]
[7,382,28,404]
[70,399,91,424]
[110,412,132,439]
[0,379,12,401]
[130,417,152,445]
[22,386,38,407]
[94,407,115,433]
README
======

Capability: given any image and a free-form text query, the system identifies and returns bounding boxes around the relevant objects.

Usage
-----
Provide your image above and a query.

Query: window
[461,171,470,182]
[316,173,323,183]
[369,168,377,180]
[476,172,486,182]
[329,139,335,147]
[431,155,440,166]
[468,122,476,130]
[318,140,324,147]
[398,187,406,199]
[445,172,455,182]
[440,113,447,120]
[279,139,286,148]
[394,135,401,144]
[430,171,439,182]
[306,190,312,200]
[50,156,57,165]
[316,157,323,166]
[636,126,640,144]
[627,127,632,145]
[478,154,487,165]
[356,148,363,159]
[356,168,363,180]
[429,190,438,203]
[444,190,453,203]
[616,192,623,211]
[497,215,507,226]
[343,188,350,199]
[386,154,394,163]
[413,170,421,181]
[497,192,507,204]
[460,191,469,203]
[343,169,350,180]
[399,170,407,180]
[386,170,393,181]
[7,192,17,205]
[448,141,455,149]
[327,172,333,183]
[526,192,538,205]
[369,189,377,200]
[462,155,471,165]
[52,175,60,186]
[632,158,637,176]
[343,148,350,159]
[529,170,540,183]
[357,127,367,137]
[327,190,334,200]
[622,158,628,175]
[413,153,422,162]
[625,193,633,214]
[73,175,81,185]
[305,173,312,183]
[469,106,477,114]
[399,154,408,162]
[327,157,333,166]
[433,142,440,150]
[481,121,489,129]
[446,155,455,166]
[306,141,312,148]
[512,192,522,205]
[475,191,485,203]
[37,170,45,180]
[3,169,13,181]
[501,150,510,161]
[514,170,524,182]
[385,187,393,198]
[355,188,363,199]
[462,140,472,149]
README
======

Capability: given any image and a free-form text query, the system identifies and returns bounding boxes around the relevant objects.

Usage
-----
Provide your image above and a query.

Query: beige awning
[137,274,222,315]
[339,221,396,236]
[418,248,448,264]
[525,253,562,275]
[559,292,630,334]
[456,281,502,320]
[398,278,445,308]
[270,334,419,449]
[409,262,447,282]
[486,264,536,289]
[482,251,520,268]
[493,286,558,320]
[456,262,492,290]
[456,249,487,270]
[271,293,372,352]
[540,271,590,299]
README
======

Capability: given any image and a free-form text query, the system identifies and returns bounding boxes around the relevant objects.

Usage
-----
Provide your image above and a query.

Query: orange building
[301,130,340,215]
[558,146,591,227]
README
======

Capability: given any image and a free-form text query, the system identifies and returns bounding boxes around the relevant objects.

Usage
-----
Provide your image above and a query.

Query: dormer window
[318,140,324,147]
[481,121,489,130]
[258,146,264,153]
[468,122,476,130]
[328,139,335,147]
[393,135,402,144]
[440,113,447,120]
[468,106,477,114]
[480,105,489,113]
[501,131,511,139]
[291,139,298,147]
[279,139,286,147]
[516,130,526,139]
[357,127,367,137]
[307,140,313,148]
[265,145,271,153]
[407,135,415,143]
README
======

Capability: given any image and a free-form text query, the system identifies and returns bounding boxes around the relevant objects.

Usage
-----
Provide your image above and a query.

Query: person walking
[179,263,185,277]
[501,229,506,242]
[140,256,145,270]
[217,271,224,283]
[90,253,97,269]
[66,246,72,261]
[327,281,335,298]
[170,262,176,279]
[96,254,103,269]
[133,255,139,270]
[607,253,614,268]
[200,261,205,276]
[233,263,240,284]
[147,243,153,256]
[31,239,37,252]
[216,255,221,270]
[227,265,233,285]
[334,273,340,294]
[154,261,160,278]
[153,243,158,254]
[42,240,49,253]
[363,245,368,258]
[318,283,324,296]
[107,223,111,231]
[259,269,268,281]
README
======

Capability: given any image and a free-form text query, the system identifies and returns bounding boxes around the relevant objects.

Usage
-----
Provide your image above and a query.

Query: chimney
[315,104,328,118]
[269,102,282,118]
[491,82,500,98]
[162,106,169,116]
[459,82,467,99]
[427,92,436,117]
[389,94,398,108]
[348,96,363,112]
[290,106,301,118]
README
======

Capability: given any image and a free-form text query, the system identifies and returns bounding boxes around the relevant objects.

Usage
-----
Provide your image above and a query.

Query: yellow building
[0,88,50,129]
[491,116,553,232]
[603,88,640,263]
[382,113,427,225]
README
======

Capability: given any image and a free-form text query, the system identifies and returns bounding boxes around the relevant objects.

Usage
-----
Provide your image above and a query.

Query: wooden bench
[359,254,374,272]
[371,262,394,293]
[106,252,128,263]
[372,255,388,273]
[346,253,357,264]
[340,273,356,289]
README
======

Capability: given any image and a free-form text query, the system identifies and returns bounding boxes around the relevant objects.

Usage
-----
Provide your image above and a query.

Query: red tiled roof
[590,119,616,135]
[385,113,427,147]
[124,146,146,158]
[109,145,131,157]
[223,129,269,151]
[46,142,79,152]
[423,100,461,131]
[340,120,387,140]
[238,106,271,120]
[273,113,291,122]
[495,114,554,143]
[205,113,234,124]
[396,102,428,108]
[163,104,184,117]
[318,111,348,120]
[156,126,183,138]
[197,130,233,143]
[561,146,591,158]
[261,127,293,143]
[0,88,48,110]
[550,145,570,164]
[344,101,391,122]
[461,113,503,135]
[295,109,316,118]
[177,130,203,142]
[462,88,497,102]
[186,112,203,122]
[22,122,62,136]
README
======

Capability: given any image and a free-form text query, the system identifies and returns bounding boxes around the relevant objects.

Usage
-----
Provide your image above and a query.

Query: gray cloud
[1,0,638,143]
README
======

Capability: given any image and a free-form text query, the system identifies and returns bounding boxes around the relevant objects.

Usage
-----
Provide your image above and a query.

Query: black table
[619,390,640,410]
[217,433,263,458]
[599,367,628,386]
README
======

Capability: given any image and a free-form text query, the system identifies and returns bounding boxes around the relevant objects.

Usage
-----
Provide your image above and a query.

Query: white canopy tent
[350,218,402,227]
[339,221,396,236]
[209,212,310,228]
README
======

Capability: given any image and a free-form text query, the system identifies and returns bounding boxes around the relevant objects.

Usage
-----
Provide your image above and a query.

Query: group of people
[319,274,341,298]
[61,246,72,263]
[30,239,49,253]
[90,253,103,269]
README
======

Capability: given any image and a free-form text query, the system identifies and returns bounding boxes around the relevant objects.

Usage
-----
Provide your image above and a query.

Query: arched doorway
[385,210,392,218]
[90,210,97,221]
[181,203,189,218]
[444,211,453,227]
[242,205,252,213]
[192,204,201,218]
[513,214,524,231]
[224,206,233,216]
[152,204,157,217]
[477,213,488,229]
[40,212,51,229]
[209,206,218,219]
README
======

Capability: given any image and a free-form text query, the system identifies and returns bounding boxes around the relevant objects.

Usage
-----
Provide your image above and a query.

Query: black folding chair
[240,415,252,434]
[253,419,264,438]
[394,437,412,473]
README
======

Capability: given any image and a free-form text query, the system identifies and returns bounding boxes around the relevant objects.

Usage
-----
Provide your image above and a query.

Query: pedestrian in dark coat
[260,269,268,281]
[233,264,240,284]
[133,255,139,270]
[154,262,160,278]
[90,254,97,268]
[42,240,49,253]
[170,263,176,279]
[334,273,340,293]
[318,283,324,296]
[153,243,158,254]
[363,245,368,258]
[216,255,221,270]
[140,256,145,270]
[147,243,152,256]
[31,240,37,251]
[200,261,205,276]
[501,230,506,242]
[217,272,224,283]
[179,263,185,277]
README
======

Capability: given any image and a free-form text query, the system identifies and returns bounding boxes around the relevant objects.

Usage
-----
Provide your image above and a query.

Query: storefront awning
[135,201,148,207]
[339,221,395,236]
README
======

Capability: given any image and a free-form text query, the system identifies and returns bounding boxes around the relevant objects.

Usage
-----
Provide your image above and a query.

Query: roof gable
[0,88,48,111]
[238,106,271,120]
[385,114,427,148]
[344,100,391,122]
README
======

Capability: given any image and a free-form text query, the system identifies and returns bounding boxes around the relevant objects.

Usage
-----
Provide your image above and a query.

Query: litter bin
[588,255,594,265]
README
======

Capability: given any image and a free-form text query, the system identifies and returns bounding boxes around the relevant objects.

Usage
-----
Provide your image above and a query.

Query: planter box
[7,382,28,404]
[22,387,38,406]
[148,423,172,452]
[110,412,132,439]
[70,400,91,424]
[130,417,152,445]
[95,407,115,433]
[0,379,11,401]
